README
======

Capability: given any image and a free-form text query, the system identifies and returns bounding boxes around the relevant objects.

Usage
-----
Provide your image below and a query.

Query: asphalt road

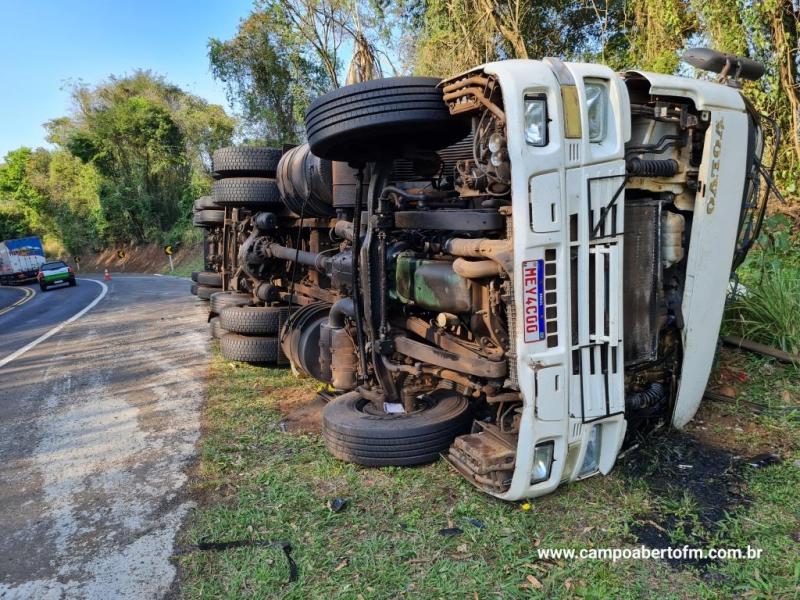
[0,286,27,312]
[0,275,209,599]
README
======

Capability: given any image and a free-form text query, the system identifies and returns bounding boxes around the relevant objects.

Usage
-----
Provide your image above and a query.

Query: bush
[726,213,800,356]
[725,267,800,355]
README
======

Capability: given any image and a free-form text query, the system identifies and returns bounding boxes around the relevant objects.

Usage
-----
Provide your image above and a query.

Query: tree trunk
[771,1,800,165]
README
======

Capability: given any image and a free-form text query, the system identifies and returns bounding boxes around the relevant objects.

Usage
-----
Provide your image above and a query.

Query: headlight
[578,424,602,477]
[584,82,607,142]
[524,94,548,146]
[531,441,554,484]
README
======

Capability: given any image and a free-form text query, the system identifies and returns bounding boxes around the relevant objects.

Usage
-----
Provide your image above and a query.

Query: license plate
[52,279,63,284]
[522,259,546,343]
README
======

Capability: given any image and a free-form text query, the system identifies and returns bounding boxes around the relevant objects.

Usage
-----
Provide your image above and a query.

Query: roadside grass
[725,214,800,355]
[178,347,800,599]
[164,251,204,279]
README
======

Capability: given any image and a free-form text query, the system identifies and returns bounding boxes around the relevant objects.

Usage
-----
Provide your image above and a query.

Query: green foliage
[209,8,321,144]
[209,0,406,142]
[411,0,631,76]
[46,71,233,249]
[725,214,800,355]
[1,72,233,254]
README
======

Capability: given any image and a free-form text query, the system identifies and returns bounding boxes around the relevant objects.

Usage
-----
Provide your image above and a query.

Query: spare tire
[194,195,220,211]
[194,209,224,227]
[209,291,253,315]
[213,177,282,210]
[195,271,223,287]
[219,305,288,335]
[220,333,281,363]
[212,146,282,179]
[305,77,470,163]
[322,389,472,466]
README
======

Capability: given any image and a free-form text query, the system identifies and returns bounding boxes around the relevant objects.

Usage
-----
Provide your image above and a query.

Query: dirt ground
[73,243,202,274]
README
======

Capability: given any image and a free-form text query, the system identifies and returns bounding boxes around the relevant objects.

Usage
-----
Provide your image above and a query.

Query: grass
[725,268,800,355]
[164,250,204,279]
[725,214,800,356]
[177,347,800,599]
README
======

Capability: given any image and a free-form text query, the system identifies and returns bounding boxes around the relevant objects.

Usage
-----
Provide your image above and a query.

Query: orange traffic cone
[103,269,111,281]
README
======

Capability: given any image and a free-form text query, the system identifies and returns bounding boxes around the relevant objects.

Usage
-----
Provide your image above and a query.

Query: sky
[0,0,254,158]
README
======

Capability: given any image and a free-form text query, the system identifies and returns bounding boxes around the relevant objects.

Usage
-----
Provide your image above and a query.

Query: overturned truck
[205,50,778,500]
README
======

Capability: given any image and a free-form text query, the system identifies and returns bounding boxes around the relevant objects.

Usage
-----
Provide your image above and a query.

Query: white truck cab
[440,55,773,499]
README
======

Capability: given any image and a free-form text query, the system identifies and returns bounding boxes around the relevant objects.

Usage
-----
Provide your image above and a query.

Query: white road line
[0,279,108,369]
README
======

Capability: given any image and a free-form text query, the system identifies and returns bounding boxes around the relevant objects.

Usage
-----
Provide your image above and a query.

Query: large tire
[220,333,280,363]
[196,285,218,300]
[193,209,224,227]
[212,147,282,179]
[322,389,472,466]
[219,305,288,335]
[195,271,223,287]
[212,177,282,210]
[305,77,470,163]
[194,195,220,211]
[190,282,198,295]
[209,291,253,315]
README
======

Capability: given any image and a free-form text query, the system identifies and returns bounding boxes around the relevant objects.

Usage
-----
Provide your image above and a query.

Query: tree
[209,0,406,142]
[410,0,630,76]
[47,71,235,244]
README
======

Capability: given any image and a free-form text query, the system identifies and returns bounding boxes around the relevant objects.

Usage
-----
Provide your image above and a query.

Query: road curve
[0,274,210,599]
[0,286,31,313]
[0,281,101,363]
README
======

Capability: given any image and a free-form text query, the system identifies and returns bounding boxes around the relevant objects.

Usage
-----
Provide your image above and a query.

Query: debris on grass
[742,453,782,469]
[463,517,486,530]
[327,497,349,513]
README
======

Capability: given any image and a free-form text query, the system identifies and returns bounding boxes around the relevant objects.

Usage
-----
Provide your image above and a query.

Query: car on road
[37,261,76,291]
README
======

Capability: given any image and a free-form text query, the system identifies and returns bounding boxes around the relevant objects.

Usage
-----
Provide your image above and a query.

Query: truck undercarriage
[194,51,777,500]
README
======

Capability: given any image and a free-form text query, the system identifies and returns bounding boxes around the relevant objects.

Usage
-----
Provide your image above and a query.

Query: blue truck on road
[0,236,46,285]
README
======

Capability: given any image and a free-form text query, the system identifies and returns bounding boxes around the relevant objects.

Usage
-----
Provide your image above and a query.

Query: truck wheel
[305,77,470,163]
[193,209,224,227]
[212,177,282,210]
[195,271,223,287]
[212,147,282,179]
[219,305,288,335]
[220,333,280,363]
[209,291,252,315]
[322,389,472,466]
[196,285,217,300]
[194,195,221,211]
